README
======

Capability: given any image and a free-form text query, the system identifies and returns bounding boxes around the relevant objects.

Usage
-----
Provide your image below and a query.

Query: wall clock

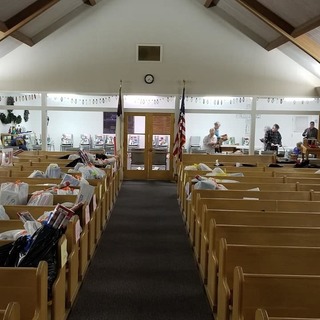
[144,74,154,84]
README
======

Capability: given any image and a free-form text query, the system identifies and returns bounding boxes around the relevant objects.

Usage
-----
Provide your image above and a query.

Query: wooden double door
[123,112,174,180]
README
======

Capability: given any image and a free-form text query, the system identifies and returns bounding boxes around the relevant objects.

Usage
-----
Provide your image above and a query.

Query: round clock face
[144,74,154,84]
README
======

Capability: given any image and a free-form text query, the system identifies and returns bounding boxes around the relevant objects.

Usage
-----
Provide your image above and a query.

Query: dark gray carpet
[67,180,213,320]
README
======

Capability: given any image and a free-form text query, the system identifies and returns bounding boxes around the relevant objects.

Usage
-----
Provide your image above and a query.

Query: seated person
[293,142,302,155]
[10,136,27,150]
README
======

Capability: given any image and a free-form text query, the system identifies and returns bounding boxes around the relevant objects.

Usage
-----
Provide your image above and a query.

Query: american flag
[173,85,186,160]
[115,81,123,155]
[117,82,122,117]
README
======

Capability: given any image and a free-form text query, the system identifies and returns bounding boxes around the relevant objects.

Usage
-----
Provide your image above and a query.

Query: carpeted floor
[67,180,213,320]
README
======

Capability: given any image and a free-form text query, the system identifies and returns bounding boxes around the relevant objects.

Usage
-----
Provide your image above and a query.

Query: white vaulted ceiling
[0,0,319,78]
[200,0,320,78]
[0,0,97,58]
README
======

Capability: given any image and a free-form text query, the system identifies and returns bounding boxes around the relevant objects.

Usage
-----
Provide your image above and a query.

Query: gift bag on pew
[0,182,29,205]
[45,163,62,179]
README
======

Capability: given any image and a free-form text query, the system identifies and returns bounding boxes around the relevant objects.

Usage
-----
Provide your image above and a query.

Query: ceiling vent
[137,45,162,62]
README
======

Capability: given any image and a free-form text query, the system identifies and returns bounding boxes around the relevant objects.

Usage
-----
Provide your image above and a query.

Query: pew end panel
[0,302,20,320]
[0,261,48,320]
[232,266,320,320]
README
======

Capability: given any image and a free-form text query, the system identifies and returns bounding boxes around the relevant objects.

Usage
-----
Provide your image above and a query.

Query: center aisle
[68,180,213,320]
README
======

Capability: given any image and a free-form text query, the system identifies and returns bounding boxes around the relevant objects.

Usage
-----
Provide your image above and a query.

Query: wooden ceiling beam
[237,0,320,63]
[204,0,220,8]
[265,14,320,51]
[237,0,294,34]
[0,0,59,42]
[11,32,35,46]
[291,14,320,37]
[0,20,34,46]
[83,0,96,5]
[265,36,288,51]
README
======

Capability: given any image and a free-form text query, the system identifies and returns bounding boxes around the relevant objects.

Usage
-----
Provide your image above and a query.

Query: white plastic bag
[27,191,54,206]
[197,163,212,171]
[0,205,9,220]
[0,182,29,205]
[61,173,81,187]
[45,163,61,178]
[0,229,27,240]
[79,165,106,179]
[28,170,46,178]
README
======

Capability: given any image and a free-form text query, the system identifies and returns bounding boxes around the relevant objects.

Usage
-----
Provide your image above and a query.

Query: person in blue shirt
[214,121,221,139]
[10,135,27,150]
[293,142,302,155]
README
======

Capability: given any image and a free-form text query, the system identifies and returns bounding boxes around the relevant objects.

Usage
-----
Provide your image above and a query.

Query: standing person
[260,125,271,151]
[213,122,221,139]
[213,121,228,152]
[302,121,318,141]
[203,128,218,154]
[264,124,282,152]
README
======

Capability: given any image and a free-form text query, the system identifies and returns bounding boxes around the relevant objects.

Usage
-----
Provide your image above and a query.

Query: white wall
[0,0,319,96]
[186,113,249,149]
[47,111,104,150]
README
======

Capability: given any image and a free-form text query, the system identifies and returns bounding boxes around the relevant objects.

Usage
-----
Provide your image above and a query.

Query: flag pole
[173,80,186,178]
[115,79,124,181]
[115,79,123,155]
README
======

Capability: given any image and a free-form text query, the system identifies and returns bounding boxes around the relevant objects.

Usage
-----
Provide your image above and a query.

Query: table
[220,145,249,154]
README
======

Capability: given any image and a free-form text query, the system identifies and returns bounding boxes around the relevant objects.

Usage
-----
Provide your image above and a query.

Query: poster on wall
[103,112,117,134]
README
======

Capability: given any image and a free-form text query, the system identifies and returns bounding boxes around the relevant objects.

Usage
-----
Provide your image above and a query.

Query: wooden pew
[0,215,75,315]
[286,176,320,184]
[199,207,320,285]
[0,302,20,320]
[0,231,67,320]
[189,190,312,249]
[0,260,48,320]
[206,221,320,312]
[183,175,287,217]
[217,239,320,320]
[179,167,277,213]
[191,197,320,247]
[181,153,276,166]
[255,308,320,320]
[2,203,89,289]
[2,154,111,242]
[193,189,313,262]
[232,266,320,320]
[184,181,300,226]
[0,177,102,262]
[273,171,320,178]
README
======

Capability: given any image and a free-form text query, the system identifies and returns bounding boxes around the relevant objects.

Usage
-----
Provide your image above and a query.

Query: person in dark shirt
[302,121,318,142]
[264,124,282,152]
